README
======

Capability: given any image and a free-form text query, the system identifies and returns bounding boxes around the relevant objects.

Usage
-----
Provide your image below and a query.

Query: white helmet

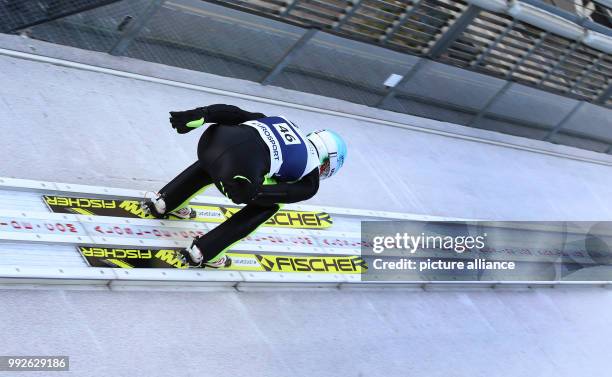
[307,129,347,180]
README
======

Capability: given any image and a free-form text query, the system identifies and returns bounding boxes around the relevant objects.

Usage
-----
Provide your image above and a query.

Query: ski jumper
[158,104,320,262]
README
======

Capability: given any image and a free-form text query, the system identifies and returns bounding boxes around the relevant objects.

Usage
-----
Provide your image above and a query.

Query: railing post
[468,81,513,127]
[261,28,318,86]
[469,31,549,126]
[333,0,363,31]
[427,4,480,59]
[596,83,612,104]
[109,0,164,56]
[471,20,517,68]
[505,31,548,79]
[380,0,421,44]
[543,101,585,141]
[280,0,300,17]
[537,40,580,86]
[568,52,604,94]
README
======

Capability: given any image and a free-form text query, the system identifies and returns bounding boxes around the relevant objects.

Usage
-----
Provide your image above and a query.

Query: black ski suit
[159,104,319,262]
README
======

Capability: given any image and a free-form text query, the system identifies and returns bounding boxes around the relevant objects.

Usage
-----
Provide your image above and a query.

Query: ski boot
[141,193,196,220]
[176,240,232,269]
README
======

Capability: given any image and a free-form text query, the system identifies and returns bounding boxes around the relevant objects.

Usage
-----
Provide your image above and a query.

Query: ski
[78,246,366,274]
[43,195,333,229]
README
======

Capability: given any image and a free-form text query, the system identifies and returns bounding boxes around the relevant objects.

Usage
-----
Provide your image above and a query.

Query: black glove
[169,108,206,134]
[217,176,260,205]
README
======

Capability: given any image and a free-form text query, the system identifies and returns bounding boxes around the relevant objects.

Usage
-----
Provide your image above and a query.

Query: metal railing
[1,0,611,151]
[203,0,612,105]
[442,8,612,103]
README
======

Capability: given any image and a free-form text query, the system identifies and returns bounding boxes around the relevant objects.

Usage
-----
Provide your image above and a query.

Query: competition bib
[244,116,318,181]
